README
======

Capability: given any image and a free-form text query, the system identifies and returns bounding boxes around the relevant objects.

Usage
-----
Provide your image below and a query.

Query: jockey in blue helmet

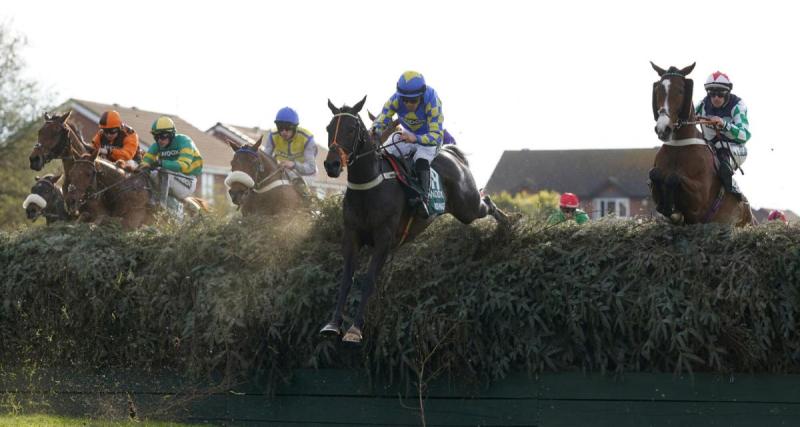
[371,71,447,218]
[262,107,318,179]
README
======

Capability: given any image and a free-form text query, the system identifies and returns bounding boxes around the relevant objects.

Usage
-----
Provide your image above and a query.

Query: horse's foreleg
[345,229,393,344]
[320,229,360,337]
[664,173,684,223]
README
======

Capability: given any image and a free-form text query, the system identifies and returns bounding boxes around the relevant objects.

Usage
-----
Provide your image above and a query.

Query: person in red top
[91,110,140,166]
[767,210,788,224]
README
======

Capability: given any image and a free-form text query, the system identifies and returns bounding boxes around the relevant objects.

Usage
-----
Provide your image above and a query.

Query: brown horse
[64,151,153,229]
[23,174,71,224]
[29,111,93,190]
[319,97,508,344]
[650,62,754,226]
[224,136,305,216]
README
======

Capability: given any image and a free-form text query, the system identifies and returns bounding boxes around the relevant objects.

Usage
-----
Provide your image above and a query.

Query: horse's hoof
[319,322,342,337]
[342,325,363,344]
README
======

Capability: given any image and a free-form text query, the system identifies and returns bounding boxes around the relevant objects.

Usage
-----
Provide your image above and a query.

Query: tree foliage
[492,190,560,221]
[0,23,55,230]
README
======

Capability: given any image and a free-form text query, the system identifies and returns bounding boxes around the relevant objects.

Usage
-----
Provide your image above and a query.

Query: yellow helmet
[151,116,176,135]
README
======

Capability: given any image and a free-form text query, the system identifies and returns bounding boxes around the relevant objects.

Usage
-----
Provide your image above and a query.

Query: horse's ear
[367,110,377,122]
[650,61,666,77]
[680,62,696,76]
[327,99,340,114]
[44,112,52,121]
[679,79,694,121]
[252,134,263,151]
[59,110,72,123]
[226,138,241,151]
[35,175,41,181]
[352,96,367,113]
[50,173,62,183]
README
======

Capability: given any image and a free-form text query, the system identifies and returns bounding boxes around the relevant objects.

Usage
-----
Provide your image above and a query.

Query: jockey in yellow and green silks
[371,71,444,218]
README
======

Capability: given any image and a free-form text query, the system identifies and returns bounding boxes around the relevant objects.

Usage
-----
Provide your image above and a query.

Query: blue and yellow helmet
[396,71,426,98]
[275,107,299,126]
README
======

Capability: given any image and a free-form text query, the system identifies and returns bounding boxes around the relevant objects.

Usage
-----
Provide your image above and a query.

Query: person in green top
[139,116,203,215]
[548,192,590,225]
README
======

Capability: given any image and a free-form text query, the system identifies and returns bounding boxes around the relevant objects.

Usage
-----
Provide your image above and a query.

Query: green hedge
[1,199,799,390]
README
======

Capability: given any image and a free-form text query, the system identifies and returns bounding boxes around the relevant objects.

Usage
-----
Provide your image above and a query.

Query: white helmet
[704,71,733,91]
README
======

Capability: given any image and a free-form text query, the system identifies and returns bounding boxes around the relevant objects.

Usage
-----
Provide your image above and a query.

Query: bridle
[328,112,376,167]
[33,120,71,162]
[232,148,291,194]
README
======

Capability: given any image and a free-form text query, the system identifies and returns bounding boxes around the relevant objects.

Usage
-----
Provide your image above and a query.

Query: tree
[492,189,560,221]
[0,23,53,230]
[0,23,46,143]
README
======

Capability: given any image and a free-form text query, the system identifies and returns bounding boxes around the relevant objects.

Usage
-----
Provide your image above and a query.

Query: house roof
[66,99,233,172]
[485,148,659,198]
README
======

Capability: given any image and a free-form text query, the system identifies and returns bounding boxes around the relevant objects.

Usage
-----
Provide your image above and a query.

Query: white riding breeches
[716,141,747,170]
[382,131,439,162]
[150,169,197,201]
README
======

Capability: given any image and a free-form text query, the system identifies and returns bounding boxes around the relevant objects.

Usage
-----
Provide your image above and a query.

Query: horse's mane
[442,145,469,166]
[96,158,126,177]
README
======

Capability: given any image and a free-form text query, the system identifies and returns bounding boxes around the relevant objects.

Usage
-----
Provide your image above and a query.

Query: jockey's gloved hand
[99,147,110,155]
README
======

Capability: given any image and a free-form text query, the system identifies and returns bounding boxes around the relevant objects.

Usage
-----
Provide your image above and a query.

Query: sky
[4,0,800,212]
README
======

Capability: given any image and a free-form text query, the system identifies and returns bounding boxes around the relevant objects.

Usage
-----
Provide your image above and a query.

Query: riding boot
[717,154,742,201]
[159,170,172,209]
[414,159,431,218]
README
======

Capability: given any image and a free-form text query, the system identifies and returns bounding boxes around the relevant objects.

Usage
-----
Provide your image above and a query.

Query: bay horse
[64,151,153,229]
[319,96,508,344]
[29,111,92,190]
[650,62,754,226]
[23,174,71,224]
[224,136,305,216]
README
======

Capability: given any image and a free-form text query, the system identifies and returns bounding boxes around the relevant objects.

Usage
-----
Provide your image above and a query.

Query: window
[201,173,215,205]
[593,198,629,219]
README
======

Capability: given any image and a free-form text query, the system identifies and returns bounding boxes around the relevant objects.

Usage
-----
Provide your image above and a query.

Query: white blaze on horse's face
[655,79,672,135]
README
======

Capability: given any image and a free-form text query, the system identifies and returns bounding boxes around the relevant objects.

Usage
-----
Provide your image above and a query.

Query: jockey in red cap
[548,192,590,225]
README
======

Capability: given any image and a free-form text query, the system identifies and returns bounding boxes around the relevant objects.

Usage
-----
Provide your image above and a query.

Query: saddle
[382,152,446,216]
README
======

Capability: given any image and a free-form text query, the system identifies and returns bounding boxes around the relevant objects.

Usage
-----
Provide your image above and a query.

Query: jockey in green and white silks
[695,71,751,199]
[141,116,203,216]
[371,71,444,218]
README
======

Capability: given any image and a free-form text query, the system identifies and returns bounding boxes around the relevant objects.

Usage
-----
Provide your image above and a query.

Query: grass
[0,414,211,426]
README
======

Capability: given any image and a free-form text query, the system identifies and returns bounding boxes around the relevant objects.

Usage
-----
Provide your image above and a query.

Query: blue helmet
[275,107,299,126]
[396,71,426,98]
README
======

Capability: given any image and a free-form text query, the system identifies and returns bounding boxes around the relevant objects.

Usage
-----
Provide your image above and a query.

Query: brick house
[207,122,347,196]
[57,99,232,205]
[485,148,660,219]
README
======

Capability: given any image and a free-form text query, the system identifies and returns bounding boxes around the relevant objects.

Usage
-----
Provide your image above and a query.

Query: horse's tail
[442,145,469,167]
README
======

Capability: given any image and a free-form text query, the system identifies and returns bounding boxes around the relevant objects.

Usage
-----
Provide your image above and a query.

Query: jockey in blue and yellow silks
[262,107,318,189]
[371,71,444,218]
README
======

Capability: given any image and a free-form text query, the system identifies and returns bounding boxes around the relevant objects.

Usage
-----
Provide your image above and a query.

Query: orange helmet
[99,110,122,129]
[560,192,580,208]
